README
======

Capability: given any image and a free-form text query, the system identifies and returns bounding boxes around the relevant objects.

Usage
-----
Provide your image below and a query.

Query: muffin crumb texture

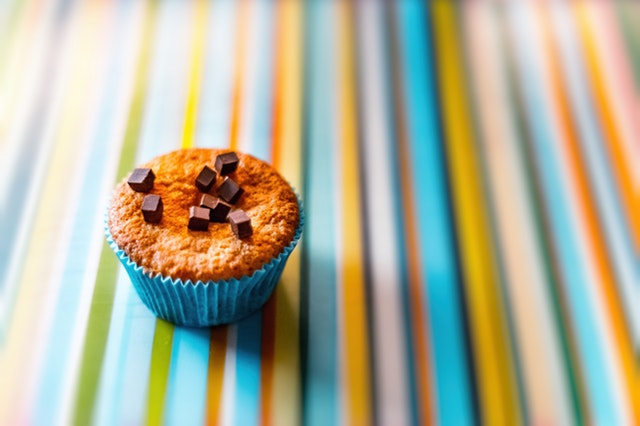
[108,148,299,282]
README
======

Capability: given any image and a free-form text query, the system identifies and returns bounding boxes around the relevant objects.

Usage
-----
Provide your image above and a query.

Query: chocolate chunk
[229,210,252,239]
[188,206,210,231]
[128,168,155,192]
[217,177,244,204]
[141,194,163,223]
[195,165,217,193]
[199,194,231,222]
[215,152,239,176]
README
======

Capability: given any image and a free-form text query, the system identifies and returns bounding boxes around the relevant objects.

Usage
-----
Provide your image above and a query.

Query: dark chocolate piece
[215,152,239,176]
[217,177,244,204]
[199,194,231,222]
[188,206,210,231]
[141,194,163,223]
[128,168,155,192]
[195,165,217,193]
[228,210,252,239]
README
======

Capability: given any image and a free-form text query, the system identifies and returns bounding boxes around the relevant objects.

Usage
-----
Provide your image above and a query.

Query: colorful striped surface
[0,0,637,425]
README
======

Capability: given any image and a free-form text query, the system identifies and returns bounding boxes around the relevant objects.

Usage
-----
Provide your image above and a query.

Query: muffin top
[108,148,300,282]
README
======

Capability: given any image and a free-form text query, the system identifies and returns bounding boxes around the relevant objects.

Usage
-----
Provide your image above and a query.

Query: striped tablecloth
[0,0,637,425]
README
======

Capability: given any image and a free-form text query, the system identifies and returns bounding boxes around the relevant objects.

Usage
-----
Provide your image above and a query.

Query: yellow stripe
[270,1,304,425]
[144,1,209,423]
[431,2,521,425]
[181,0,208,148]
[336,1,372,424]
[0,1,106,422]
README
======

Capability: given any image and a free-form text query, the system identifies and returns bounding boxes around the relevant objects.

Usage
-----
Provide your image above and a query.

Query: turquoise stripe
[33,2,131,423]
[511,7,622,423]
[234,312,263,426]
[164,328,210,425]
[395,1,474,424]
[94,0,192,422]
[301,1,338,425]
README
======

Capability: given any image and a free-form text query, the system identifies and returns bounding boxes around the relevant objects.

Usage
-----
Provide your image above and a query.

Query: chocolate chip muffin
[105,148,303,326]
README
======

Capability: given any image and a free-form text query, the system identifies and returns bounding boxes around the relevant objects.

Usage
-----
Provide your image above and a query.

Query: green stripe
[145,320,174,426]
[71,1,159,425]
[615,1,640,89]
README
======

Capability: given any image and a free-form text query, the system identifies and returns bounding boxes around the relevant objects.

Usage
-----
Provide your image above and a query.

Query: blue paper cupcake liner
[105,196,304,327]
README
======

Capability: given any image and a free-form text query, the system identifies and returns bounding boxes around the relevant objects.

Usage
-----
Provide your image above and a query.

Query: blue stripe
[233,312,263,426]
[164,327,210,425]
[511,7,622,423]
[33,2,131,423]
[395,1,474,424]
[302,1,338,425]
[94,0,193,423]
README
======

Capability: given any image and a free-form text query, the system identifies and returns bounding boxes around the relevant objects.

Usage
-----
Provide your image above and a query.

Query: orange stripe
[543,4,639,422]
[385,2,433,423]
[258,2,284,424]
[206,2,252,423]
[574,1,640,253]
[259,297,276,426]
[206,327,228,426]
[263,1,304,424]
[228,0,250,151]
[397,108,433,425]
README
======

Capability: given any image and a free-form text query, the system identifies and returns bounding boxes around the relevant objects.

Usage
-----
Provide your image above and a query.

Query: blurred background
[0,0,638,425]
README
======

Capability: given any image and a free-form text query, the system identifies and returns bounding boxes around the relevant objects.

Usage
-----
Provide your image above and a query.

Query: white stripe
[55,2,146,424]
[466,3,573,424]
[197,0,237,149]
[237,0,264,155]
[0,1,83,406]
[203,0,239,423]
[328,1,346,424]
[0,0,45,152]
[15,2,118,420]
[0,0,58,209]
[356,1,409,425]
[0,0,64,335]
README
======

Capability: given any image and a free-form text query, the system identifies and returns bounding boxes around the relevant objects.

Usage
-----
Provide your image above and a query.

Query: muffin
[105,148,303,326]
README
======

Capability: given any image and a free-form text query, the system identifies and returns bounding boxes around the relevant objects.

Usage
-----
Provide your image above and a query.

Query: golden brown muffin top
[108,148,300,282]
